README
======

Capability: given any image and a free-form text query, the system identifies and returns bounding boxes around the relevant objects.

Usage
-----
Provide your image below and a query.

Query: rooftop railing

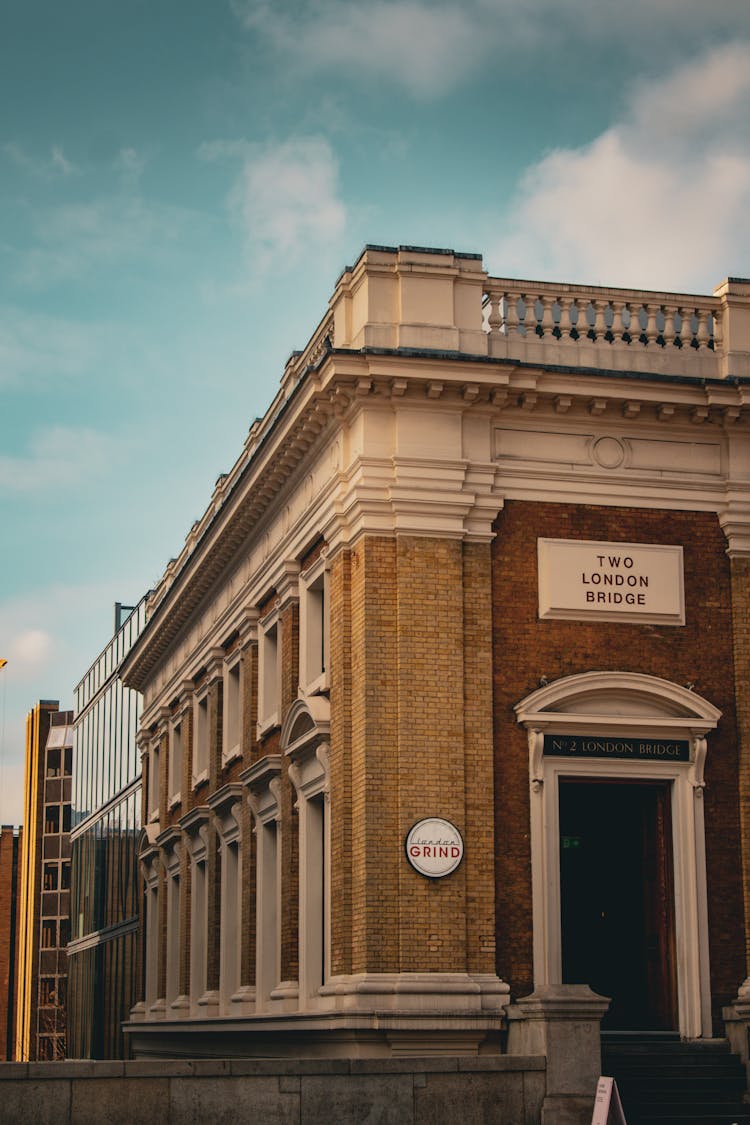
[483,277,723,377]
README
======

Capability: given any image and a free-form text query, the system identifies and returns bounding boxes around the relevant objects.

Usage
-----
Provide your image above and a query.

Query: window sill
[256,712,279,739]
[222,744,242,768]
[300,671,329,697]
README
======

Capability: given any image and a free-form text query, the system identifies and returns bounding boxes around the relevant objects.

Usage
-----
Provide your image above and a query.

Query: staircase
[601,1036,750,1124]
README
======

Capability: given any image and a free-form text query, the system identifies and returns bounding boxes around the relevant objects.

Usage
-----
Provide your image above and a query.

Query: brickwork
[329,548,353,977]
[461,543,497,976]
[280,604,300,984]
[396,536,467,973]
[0,828,20,1059]
[241,643,260,769]
[729,557,750,980]
[491,501,745,1024]
[335,535,498,978]
[350,536,399,973]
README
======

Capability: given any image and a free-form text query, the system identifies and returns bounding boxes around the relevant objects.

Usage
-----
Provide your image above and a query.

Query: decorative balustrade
[483,279,721,365]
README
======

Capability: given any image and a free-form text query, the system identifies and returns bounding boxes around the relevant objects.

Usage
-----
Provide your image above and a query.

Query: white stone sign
[405,818,464,878]
[538,538,685,626]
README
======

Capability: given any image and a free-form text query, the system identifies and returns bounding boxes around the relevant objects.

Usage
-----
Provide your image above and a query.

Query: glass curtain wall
[68,598,147,1059]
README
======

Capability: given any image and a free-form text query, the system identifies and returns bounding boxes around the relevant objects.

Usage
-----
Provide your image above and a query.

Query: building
[0,825,22,1059]
[67,599,147,1059]
[16,702,72,1061]
[120,247,750,1113]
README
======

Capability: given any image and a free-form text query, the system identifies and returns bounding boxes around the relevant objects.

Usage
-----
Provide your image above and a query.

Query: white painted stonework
[538,538,685,625]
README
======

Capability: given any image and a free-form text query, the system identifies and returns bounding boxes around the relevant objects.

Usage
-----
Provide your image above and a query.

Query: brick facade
[491,501,745,1026]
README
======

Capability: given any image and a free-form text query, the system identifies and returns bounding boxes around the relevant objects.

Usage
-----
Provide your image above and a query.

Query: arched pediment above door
[515,671,721,734]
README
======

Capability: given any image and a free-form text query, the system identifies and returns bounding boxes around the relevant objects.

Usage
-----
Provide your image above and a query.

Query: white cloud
[235,0,749,99]
[203,136,347,270]
[0,578,138,823]
[9,629,54,670]
[489,42,750,291]
[3,142,80,179]
[0,425,113,494]
[236,0,485,97]
[0,306,99,388]
[11,191,191,289]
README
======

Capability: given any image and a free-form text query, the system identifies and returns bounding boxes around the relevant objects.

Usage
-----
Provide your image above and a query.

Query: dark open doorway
[559,779,677,1031]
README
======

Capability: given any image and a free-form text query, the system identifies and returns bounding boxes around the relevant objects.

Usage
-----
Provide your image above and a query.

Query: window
[41,920,56,948]
[169,719,183,805]
[43,863,58,890]
[45,806,60,835]
[60,862,70,890]
[299,559,329,695]
[223,656,242,764]
[193,691,209,786]
[147,741,160,821]
[257,614,281,735]
[40,977,56,1006]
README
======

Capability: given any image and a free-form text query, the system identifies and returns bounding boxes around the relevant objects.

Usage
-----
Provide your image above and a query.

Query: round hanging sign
[405,817,464,879]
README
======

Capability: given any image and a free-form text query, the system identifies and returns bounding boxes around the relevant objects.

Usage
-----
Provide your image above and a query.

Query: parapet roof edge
[335,243,483,285]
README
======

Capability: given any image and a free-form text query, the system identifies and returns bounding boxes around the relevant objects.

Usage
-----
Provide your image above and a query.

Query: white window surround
[243,755,282,1010]
[168,717,184,808]
[158,826,186,1013]
[147,740,161,824]
[515,670,721,1040]
[257,609,282,737]
[208,783,245,1011]
[222,652,243,766]
[180,806,213,1017]
[299,555,330,697]
[283,696,331,1006]
[140,844,163,1015]
[192,688,210,788]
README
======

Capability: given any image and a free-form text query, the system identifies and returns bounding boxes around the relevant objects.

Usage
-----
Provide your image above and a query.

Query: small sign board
[538,538,685,626]
[591,1076,627,1124]
[545,735,690,762]
[405,818,464,879]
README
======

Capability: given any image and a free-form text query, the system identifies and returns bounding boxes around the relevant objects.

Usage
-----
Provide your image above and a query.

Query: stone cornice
[121,346,750,694]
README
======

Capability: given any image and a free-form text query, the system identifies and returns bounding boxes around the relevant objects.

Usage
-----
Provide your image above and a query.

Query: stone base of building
[123,1009,506,1059]
[0,1055,548,1123]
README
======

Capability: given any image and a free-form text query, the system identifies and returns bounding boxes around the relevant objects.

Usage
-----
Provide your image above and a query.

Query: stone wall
[0,1056,546,1124]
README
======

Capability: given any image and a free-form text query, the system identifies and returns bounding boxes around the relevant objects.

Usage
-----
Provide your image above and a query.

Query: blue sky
[1,0,749,821]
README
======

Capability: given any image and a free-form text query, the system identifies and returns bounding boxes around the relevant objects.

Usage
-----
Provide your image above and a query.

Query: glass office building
[68,599,147,1058]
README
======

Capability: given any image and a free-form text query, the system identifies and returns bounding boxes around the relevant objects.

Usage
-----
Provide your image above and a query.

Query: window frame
[299,555,330,697]
[257,607,281,737]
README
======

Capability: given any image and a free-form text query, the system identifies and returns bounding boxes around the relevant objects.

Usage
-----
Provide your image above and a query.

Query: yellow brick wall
[330,535,496,977]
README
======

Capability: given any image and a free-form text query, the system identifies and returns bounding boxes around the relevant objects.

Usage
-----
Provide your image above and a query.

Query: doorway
[559,780,677,1031]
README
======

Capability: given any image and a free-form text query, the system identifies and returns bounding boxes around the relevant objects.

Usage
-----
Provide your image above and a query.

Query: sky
[1,0,749,823]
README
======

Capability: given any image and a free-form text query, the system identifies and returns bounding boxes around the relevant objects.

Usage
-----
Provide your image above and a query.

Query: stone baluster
[627,303,642,345]
[663,304,677,348]
[486,291,502,336]
[558,296,573,340]
[505,292,520,337]
[681,308,693,348]
[541,295,555,337]
[611,300,626,342]
[593,299,608,342]
[523,293,538,338]
[696,307,710,350]
[645,303,660,347]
